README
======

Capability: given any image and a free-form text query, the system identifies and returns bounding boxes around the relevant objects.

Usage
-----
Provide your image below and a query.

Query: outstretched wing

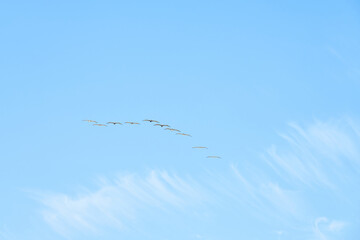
[176,133,191,137]
[144,119,159,123]
[165,128,179,131]
[83,120,97,123]
[93,124,107,127]
[125,122,138,124]
[108,122,122,125]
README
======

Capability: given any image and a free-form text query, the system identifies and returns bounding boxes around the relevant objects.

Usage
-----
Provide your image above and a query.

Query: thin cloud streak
[264,120,360,189]
[313,217,347,240]
[37,171,207,237]
[36,118,360,239]
[229,118,359,238]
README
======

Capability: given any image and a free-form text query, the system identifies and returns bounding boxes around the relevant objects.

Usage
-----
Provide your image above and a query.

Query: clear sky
[1,1,360,239]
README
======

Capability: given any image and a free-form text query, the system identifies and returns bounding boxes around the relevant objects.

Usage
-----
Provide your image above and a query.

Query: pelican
[192,146,208,149]
[83,120,97,123]
[107,122,122,125]
[93,124,107,127]
[125,122,140,125]
[143,119,159,123]
[165,128,181,132]
[176,133,191,137]
[154,124,170,127]
[206,156,221,159]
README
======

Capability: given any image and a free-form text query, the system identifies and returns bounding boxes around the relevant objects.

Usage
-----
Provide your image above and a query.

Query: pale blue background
[1,1,359,239]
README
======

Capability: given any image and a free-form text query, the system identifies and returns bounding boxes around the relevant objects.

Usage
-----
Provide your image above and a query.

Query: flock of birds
[83,119,222,159]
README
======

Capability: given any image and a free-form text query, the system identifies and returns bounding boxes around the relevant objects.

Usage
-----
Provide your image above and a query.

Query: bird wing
[176,133,190,136]
[83,120,97,122]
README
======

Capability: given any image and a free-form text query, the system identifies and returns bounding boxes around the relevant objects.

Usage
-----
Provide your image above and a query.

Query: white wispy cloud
[327,220,346,232]
[230,163,301,223]
[313,217,347,240]
[35,118,360,239]
[314,217,329,240]
[228,118,359,238]
[36,170,207,237]
[264,119,360,189]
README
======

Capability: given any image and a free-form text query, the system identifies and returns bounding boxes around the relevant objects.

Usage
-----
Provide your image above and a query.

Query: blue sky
[1,0,360,239]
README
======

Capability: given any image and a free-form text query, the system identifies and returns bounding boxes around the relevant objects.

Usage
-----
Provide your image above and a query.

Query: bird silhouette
[206,156,221,159]
[83,120,97,123]
[125,122,140,125]
[107,122,122,125]
[143,119,159,123]
[165,128,181,132]
[192,146,208,149]
[154,124,170,127]
[176,133,191,137]
[93,124,107,127]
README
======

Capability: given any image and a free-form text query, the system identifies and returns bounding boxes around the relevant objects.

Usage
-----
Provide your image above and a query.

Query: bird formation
[82,119,222,159]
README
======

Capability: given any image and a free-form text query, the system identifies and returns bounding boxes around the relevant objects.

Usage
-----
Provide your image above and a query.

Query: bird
[192,146,208,149]
[206,156,221,159]
[93,124,107,127]
[125,122,140,125]
[176,133,191,137]
[143,119,159,123]
[83,120,97,123]
[107,122,122,125]
[154,124,170,127]
[165,128,181,132]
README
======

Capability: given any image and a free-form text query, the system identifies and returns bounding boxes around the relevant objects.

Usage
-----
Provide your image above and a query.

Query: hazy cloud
[36,118,360,239]
[37,171,207,237]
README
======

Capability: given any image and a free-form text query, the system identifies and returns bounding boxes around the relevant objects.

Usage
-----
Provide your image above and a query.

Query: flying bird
[143,119,159,123]
[192,146,208,149]
[83,120,97,123]
[107,122,122,125]
[93,124,107,127]
[154,124,170,127]
[165,128,181,132]
[176,133,191,137]
[206,156,221,159]
[125,122,140,125]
